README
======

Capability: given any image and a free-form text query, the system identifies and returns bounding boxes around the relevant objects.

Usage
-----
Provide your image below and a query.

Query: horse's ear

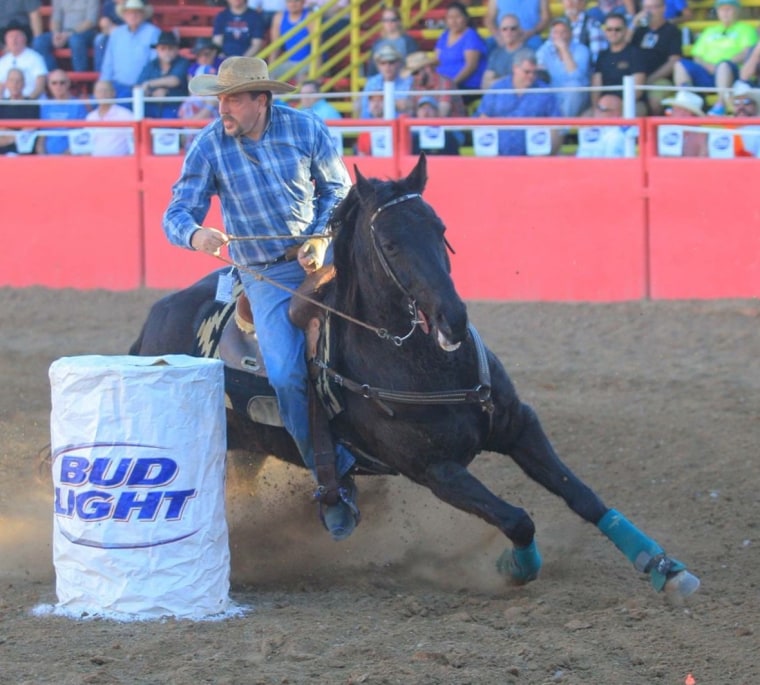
[353,164,376,206]
[406,152,428,194]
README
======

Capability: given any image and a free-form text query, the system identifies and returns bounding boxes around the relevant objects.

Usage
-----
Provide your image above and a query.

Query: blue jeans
[239,260,354,480]
[678,58,739,87]
[33,28,96,72]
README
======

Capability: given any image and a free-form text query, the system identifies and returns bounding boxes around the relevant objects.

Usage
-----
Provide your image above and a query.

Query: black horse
[131,155,699,598]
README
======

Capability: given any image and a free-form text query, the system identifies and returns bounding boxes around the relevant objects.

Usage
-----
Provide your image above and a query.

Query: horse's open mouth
[418,309,461,352]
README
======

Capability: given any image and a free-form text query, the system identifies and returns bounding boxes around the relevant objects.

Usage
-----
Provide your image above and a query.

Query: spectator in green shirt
[672,0,757,114]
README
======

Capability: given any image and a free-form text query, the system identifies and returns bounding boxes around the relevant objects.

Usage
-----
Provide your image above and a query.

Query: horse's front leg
[494,402,699,597]
[422,461,543,584]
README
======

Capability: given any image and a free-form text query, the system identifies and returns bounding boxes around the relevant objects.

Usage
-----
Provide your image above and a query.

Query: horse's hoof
[664,570,700,599]
[496,541,542,584]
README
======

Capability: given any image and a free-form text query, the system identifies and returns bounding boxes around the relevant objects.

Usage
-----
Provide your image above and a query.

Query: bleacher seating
[29,0,760,106]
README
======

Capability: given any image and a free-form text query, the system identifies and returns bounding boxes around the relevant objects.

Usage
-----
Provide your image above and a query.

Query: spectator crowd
[2,0,760,157]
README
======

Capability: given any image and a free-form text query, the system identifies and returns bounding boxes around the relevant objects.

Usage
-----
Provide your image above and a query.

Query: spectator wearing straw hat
[403,50,466,117]
[728,80,760,156]
[137,30,189,118]
[661,89,708,156]
[355,44,412,118]
[99,0,160,101]
[163,56,358,542]
[673,0,757,115]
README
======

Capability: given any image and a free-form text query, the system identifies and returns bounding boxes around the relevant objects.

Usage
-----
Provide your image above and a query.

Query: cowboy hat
[151,30,179,48]
[401,51,435,77]
[189,56,296,96]
[1,19,33,45]
[662,90,705,116]
[731,80,760,109]
[192,37,219,55]
[117,0,154,19]
[373,44,403,64]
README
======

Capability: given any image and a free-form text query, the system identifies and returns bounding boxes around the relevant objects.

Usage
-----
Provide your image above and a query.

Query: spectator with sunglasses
[729,80,760,157]
[481,14,526,89]
[591,13,646,114]
[366,7,419,77]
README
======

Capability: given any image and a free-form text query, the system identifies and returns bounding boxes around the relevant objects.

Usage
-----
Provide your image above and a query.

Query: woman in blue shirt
[434,2,488,105]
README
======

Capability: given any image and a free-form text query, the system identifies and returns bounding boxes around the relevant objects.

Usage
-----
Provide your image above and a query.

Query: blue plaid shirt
[163,103,351,265]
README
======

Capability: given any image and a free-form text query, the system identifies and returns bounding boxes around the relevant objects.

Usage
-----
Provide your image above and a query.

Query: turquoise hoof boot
[322,500,358,541]
[496,540,542,584]
[318,476,360,542]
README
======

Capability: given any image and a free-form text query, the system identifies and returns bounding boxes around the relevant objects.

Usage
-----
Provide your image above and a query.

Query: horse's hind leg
[423,461,543,583]
[495,402,699,597]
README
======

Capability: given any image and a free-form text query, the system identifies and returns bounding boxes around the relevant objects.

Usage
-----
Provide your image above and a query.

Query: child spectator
[188,38,223,78]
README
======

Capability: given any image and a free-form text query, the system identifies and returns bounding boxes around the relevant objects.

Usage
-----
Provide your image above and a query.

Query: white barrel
[49,355,230,619]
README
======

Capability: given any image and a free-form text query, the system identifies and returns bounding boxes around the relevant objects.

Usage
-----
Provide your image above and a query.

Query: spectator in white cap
[355,44,412,118]
[729,80,760,156]
[661,89,708,156]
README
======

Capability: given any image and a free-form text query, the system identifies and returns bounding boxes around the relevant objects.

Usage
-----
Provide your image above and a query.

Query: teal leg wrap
[598,509,685,591]
[505,540,542,583]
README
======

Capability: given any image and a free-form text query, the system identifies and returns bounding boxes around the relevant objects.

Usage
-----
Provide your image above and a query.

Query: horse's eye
[381,239,399,255]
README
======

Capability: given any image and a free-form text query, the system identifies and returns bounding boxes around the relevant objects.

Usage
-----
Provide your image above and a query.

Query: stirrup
[316,475,361,526]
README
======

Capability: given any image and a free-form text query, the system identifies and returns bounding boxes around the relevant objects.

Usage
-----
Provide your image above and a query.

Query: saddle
[209,267,395,506]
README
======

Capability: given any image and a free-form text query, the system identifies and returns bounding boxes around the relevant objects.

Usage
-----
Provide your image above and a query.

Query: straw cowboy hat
[662,90,705,116]
[731,80,760,108]
[401,51,435,77]
[189,56,296,96]
[117,0,154,19]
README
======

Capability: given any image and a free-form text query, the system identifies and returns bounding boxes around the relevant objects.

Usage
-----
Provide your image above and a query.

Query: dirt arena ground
[0,286,758,685]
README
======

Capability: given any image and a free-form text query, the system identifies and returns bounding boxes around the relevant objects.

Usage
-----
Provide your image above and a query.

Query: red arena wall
[1,119,757,300]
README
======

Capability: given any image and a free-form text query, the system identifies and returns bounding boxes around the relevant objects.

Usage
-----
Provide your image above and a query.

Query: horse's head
[331,154,468,351]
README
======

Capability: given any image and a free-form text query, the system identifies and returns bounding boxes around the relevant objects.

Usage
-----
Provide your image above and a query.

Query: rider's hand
[298,238,327,274]
[191,227,228,256]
